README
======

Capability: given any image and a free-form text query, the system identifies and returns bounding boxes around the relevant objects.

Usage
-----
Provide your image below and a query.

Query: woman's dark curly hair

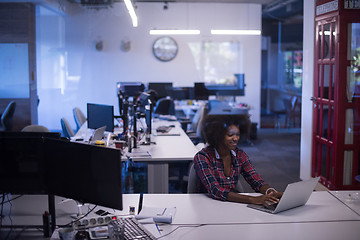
[201,114,251,148]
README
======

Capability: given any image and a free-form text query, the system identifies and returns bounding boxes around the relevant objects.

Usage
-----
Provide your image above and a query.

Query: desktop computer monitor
[45,139,123,210]
[87,103,114,132]
[194,82,209,100]
[148,82,173,100]
[0,132,61,194]
[123,85,144,98]
[0,133,123,211]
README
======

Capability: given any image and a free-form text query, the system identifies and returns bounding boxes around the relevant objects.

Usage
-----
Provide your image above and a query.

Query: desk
[124,118,198,193]
[142,192,360,240]
[329,190,360,215]
[4,192,360,240]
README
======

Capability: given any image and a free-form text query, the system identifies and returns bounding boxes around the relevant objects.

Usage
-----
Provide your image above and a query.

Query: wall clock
[152,37,178,62]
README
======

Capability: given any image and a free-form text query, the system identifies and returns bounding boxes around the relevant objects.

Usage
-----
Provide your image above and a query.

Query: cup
[114,140,126,150]
[58,227,76,240]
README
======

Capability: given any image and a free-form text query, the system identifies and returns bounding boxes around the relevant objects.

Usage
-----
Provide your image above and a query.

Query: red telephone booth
[312,0,360,190]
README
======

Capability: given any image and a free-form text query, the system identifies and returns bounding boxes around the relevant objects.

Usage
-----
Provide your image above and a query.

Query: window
[188,41,241,86]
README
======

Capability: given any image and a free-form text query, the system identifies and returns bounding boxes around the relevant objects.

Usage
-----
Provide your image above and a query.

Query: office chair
[73,107,86,130]
[187,162,243,193]
[154,97,175,115]
[180,103,207,145]
[0,100,16,131]
[60,117,75,138]
[21,125,50,132]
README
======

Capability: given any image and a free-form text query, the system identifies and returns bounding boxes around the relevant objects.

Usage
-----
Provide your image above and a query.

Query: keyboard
[156,125,172,133]
[108,217,156,240]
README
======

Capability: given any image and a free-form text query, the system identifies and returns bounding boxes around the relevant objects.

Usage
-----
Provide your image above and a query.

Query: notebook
[90,126,106,143]
[247,177,320,214]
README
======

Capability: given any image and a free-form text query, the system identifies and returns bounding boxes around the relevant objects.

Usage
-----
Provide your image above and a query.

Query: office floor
[238,128,301,193]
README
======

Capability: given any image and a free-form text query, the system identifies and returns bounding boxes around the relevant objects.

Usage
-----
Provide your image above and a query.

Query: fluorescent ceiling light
[211,30,261,35]
[124,0,138,27]
[149,30,200,35]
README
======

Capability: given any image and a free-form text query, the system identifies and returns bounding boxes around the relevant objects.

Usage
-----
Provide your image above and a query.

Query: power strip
[74,214,119,229]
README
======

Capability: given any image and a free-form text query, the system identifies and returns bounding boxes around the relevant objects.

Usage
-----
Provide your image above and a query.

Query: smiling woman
[192,114,283,204]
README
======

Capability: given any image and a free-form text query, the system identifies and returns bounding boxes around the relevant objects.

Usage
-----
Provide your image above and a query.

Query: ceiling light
[149,30,200,35]
[124,0,138,27]
[211,30,261,35]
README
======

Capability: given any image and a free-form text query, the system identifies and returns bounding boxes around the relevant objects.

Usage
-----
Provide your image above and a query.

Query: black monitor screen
[194,82,209,100]
[148,82,173,99]
[124,85,144,97]
[87,103,114,132]
[0,132,61,194]
[45,139,123,210]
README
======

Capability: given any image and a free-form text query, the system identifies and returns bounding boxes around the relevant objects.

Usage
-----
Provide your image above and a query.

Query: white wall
[36,2,262,131]
[300,0,315,180]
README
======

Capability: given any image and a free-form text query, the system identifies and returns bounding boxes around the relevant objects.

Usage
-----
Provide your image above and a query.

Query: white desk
[3,192,360,240]
[125,118,198,193]
[329,190,360,215]
[141,192,360,240]
[142,192,360,225]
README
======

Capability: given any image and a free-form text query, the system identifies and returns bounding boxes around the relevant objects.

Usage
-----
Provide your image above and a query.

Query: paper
[135,206,176,223]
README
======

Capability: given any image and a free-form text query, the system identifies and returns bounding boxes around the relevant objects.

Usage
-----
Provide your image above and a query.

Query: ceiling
[135,0,304,21]
[69,0,304,44]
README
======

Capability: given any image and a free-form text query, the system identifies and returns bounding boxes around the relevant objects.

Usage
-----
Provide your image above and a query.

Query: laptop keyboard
[264,202,278,211]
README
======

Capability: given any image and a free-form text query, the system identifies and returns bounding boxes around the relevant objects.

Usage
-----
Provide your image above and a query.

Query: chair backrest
[73,107,87,130]
[187,162,244,193]
[187,162,198,193]
[21,125,50,132]
[154,98,175,115]
[0,101,16,131]
[61,117,75,138]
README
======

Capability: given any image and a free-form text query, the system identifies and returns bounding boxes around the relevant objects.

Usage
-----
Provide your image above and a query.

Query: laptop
[89,126,106,143]
[247,177,320,214]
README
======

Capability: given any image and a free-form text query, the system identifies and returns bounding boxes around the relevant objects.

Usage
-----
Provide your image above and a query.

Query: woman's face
[222,125,240,151]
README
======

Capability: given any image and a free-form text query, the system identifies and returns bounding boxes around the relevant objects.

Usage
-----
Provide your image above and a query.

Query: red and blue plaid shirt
[193,146,265,201]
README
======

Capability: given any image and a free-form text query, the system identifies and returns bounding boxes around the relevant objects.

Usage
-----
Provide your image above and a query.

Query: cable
[156,224,203,239]
[0,195,23,204]
[3,194,14,240]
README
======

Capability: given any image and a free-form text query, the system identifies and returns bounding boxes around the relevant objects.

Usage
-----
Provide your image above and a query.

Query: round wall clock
[152,37,178,62]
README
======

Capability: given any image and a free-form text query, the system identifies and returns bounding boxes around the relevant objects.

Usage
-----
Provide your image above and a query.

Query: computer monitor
[45,139,123,210]
[123,85,144,98]
[148,82,173,100]
[0,132,123,211]
[87,103,114,132]
[170,87,189,100]
[194,82,209,100]
[0,132,61,194]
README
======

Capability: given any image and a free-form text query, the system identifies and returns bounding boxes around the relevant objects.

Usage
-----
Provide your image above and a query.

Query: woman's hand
[250,194,280,205]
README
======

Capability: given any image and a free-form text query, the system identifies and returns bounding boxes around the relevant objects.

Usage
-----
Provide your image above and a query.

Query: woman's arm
[226,184,282,205]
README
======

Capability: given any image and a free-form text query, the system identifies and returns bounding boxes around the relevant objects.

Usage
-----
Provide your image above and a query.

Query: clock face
[152,37,178,62]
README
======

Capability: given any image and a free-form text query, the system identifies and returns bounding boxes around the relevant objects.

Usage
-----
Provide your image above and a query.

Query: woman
[193,114,282,205]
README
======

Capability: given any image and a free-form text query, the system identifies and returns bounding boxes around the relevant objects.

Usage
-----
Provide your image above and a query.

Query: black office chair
[0,100,16,131]
[60,117,75,138]
[154,97,175,115]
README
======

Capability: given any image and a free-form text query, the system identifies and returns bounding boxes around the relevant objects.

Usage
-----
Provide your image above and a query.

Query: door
[0,3,37,131]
